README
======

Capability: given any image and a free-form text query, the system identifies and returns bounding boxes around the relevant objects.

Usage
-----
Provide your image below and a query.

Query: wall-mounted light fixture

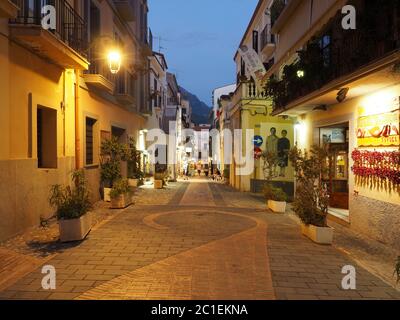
[297,70,305,78]
[313,104,328,111]
[336,87,349,103]
[108,50,122,74]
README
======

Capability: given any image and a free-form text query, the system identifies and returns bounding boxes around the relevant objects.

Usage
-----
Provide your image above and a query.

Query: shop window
[37,106,57,169]
[85,117,98,166]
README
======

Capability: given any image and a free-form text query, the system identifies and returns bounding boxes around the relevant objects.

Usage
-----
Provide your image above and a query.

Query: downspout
[74,0,81,170]
[75,69,81,169]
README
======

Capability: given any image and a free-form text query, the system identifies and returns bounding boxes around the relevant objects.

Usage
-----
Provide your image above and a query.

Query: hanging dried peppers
[351,149,400,185]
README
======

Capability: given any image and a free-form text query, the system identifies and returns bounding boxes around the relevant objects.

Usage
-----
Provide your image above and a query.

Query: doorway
[319,122,350,221]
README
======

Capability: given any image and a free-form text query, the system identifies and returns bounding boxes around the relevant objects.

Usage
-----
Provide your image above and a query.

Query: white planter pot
[128,179,139,187]
[301,223,334,245]
[154,180,163,189]
[111,193,132,209]
[59,212,92,242]
[267,200,287,213]
[104,187,111,202]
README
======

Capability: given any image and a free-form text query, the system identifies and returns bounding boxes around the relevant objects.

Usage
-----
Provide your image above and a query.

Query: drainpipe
[75,69,81,169]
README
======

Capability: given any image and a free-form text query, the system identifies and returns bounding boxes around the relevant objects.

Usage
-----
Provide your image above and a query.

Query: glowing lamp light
[107,51,122,74]
[297,70,305,78]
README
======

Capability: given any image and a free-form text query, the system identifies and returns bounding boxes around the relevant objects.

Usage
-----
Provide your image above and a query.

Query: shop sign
[357,102,400,147]
[357,111,400,147]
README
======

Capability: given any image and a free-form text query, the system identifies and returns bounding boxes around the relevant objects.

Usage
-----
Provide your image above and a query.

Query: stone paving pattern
[0,178,399,300]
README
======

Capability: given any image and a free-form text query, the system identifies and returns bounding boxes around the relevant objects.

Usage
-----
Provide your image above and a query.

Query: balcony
[113,0,135,21]
[0,0,18,18]
[269,0,400,115]
[232,80,267,107]
[115,70,135,105]
[260,24,275,57]
[83,55,115,93]
[270,0,301,34]
[9,0,89,70]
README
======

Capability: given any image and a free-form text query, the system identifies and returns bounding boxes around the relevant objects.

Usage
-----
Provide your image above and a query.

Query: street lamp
[107,50,122,74]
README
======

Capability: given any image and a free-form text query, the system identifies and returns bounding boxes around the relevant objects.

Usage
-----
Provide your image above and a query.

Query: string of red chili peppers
[351,149,400,185]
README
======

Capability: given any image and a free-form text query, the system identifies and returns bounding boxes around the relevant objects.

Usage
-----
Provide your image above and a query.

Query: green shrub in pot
[110,179,131,199]
[289,145,329,227]
[263,184,287,202]
[49,170,92,220]
[289,146,333,244]
[49,170,93,242]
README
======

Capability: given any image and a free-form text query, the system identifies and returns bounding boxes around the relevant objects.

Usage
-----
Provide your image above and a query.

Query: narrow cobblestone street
[0,178,399,300]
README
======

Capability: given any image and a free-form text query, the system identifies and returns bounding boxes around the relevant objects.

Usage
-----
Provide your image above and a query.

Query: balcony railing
[86,53,113,81]
[116,70,135,104]
[10,0,88,57]
[270,0,288,28]
[260,24,275,50]
[269,0,400,113]
[232,80,266,107]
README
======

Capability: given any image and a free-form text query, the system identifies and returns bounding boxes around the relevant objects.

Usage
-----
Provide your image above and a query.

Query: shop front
[295,84,400,249]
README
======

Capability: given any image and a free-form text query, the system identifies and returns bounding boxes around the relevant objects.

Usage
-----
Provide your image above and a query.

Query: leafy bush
[100,137,127,187]
[264,184,287,202]
[395,256,400,284]
[289,146,330,227]
[49,170,92,220]
[110,179,131,199]
[100,161,121,188]
[127,138,144,180]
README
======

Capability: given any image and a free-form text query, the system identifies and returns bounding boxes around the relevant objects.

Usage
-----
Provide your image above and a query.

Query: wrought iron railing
[116,69,135,97]
[10,0,88,57]
[270,0,288,28]
[260,24,275,50]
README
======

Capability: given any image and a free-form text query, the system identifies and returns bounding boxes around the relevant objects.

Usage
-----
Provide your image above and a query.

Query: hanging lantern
[108,51,122,74]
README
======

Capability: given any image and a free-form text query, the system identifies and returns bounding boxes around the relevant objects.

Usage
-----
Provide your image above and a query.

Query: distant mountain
[179,86,211,125]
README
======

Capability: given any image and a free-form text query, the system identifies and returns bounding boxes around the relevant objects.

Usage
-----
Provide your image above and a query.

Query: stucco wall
[0,157,74,242]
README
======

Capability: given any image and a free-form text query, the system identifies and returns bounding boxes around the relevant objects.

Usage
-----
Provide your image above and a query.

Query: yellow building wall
[0,38,76,241]
[231,100,295,192]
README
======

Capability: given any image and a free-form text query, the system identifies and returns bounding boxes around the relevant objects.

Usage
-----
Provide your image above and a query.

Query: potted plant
[49,170,93,242]
[127,138,144,187]
[154,163,167,189]
[110,178,132,209]
[264,184,288,213]
[395,256,400,284]
[100,137,125,201]
[289,146,333,245]
[261,151,288,213]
